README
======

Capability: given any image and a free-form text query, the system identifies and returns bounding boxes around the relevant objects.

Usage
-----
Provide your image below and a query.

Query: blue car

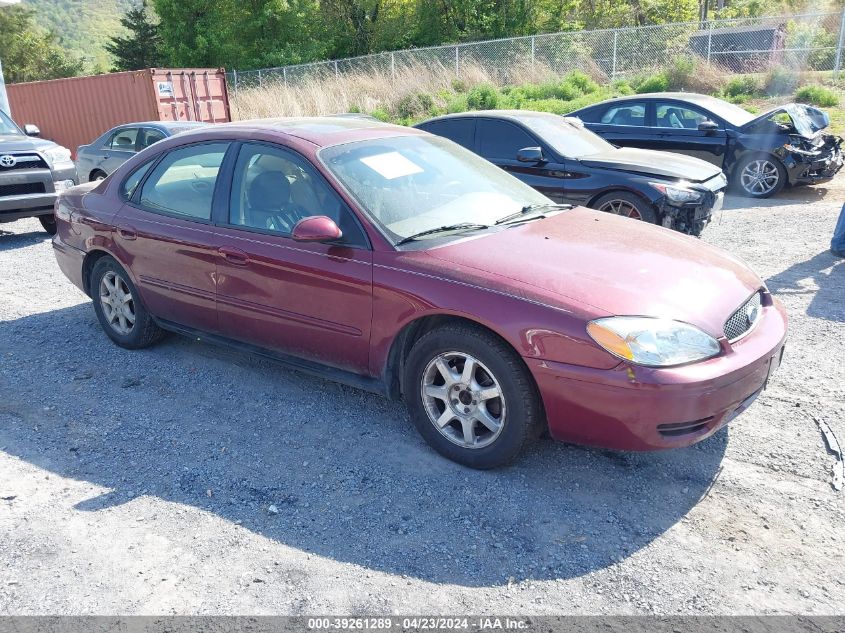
[76,121,209,183]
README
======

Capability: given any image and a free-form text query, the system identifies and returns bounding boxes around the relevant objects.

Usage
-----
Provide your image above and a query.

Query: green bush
[763,67,798,96]
[612,80,635,96]
[466,83,500,110]
[795,84,839,107]
[446,93,469,113]
[451,78,468,93]
[347,104,361,113]
[665,56,696,90]
[635,72,669,93]
[518,98,571,115]
[396,92,435,118]
[723,76,760,98]
[369,107,390,122]
[564,70,599,94]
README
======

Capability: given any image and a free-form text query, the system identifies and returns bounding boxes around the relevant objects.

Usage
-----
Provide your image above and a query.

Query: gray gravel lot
[1,182,844,615]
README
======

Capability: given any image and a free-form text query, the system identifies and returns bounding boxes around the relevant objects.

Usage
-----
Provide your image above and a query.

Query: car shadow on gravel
[766,251,844,322]
[0,303,727,588]
[0,229,51,251]
[722,185,831,210]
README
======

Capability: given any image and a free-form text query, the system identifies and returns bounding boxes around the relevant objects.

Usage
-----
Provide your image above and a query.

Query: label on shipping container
[157,82,175,98]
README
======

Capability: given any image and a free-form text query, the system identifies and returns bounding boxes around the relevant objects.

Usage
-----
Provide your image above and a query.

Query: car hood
[0,135,58,152]
[579,147,722,183]
[741,103,830,138]
[427,208,762,338]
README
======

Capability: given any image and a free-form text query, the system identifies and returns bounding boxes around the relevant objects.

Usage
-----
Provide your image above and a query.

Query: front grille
[0,182,46,197]
[0,153,50,171]
[724,291,763,341]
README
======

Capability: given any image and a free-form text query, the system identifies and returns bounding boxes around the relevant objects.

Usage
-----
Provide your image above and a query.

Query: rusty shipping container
[7,68,231,156]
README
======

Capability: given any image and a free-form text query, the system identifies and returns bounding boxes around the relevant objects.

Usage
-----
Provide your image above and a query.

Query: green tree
[0,5,82,83]
[105,1,164,71]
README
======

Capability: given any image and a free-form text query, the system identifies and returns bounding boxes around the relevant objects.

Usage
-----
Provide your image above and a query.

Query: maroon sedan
[52,118,787,469]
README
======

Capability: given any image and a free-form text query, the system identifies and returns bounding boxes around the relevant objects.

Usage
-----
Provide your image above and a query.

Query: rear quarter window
[418,119,475,150]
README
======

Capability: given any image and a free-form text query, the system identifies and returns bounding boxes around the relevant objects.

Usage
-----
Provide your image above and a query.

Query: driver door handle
[218,246,249,266]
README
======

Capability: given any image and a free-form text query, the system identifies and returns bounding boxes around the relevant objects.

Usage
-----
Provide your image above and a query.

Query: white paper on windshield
[360,152,423,179]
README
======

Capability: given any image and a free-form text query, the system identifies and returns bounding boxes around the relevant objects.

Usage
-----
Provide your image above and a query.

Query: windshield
[698,98,756,127]
[520,115,614,158]
[0,110,23,136]
[320,135,551,243]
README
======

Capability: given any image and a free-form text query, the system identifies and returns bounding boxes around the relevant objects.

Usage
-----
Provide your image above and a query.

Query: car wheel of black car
[735,155,785,198]
[593,191,658,225]
[39,214,57,235]
[403,324,543,469]
[91,256,164,349]
[90,170,108,182]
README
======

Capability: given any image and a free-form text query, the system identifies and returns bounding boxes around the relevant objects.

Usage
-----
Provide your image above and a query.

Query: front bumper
[0,164,76,222]
[784,137,843,186]
[527,296,788,451]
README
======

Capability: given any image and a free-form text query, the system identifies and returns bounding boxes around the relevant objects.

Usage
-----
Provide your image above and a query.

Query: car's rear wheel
[735,155,785,198]
[593,191,658,225]
[90,170,108,182]
[91,256,164,349]
[39,214,57,235]
[403,324,542,469]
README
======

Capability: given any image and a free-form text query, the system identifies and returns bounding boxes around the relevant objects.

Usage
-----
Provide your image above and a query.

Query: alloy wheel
[599,199,643,220]
[740,159,779,196]
[99,271,136,335]
[420,351,506,449]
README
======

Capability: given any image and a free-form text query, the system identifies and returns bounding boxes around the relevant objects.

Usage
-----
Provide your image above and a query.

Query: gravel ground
[0,181,843,615]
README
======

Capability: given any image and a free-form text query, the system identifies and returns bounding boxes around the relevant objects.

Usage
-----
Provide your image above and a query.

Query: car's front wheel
[91,256,164,349]
[403,324,542,469]
[593,191,658,225]
[735,155,786,198]
[39,214,57,235]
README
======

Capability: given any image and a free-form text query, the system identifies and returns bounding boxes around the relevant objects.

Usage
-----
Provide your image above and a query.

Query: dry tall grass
[229,60,570,120]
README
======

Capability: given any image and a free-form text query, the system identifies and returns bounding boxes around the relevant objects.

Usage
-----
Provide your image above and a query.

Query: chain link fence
[229,10,845,90]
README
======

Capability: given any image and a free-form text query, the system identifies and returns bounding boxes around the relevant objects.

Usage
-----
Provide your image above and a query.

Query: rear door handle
[117,227,137,240]
[218,246,249,265]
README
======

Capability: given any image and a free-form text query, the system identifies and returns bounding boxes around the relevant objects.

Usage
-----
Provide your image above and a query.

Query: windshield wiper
[495,203,571,226]
[395,222,490,246]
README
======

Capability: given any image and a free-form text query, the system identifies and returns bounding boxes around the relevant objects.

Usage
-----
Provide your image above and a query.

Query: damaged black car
[570,93,843,198]
[415,110,727,236]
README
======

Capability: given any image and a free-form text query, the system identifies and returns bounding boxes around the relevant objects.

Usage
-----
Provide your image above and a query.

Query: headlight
[587,317,721,367]
[43,146,73,166]
[650,182,704,204]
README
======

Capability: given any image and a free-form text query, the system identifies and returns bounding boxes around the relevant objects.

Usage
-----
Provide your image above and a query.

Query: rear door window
[138,142,229,221]
[139,128,167,149]
[477,119,540,160]
[108,128,140,151]
[599,103,647,126]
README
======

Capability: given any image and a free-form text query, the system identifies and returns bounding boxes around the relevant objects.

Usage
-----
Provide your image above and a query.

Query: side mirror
[24,124,41,137]
[291,216,342,243]
[698,120,718,132]
[516,146,545,163]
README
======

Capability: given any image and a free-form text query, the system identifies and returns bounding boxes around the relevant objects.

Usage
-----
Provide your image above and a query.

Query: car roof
[173,116,422,148]
[418,110,562,126]
[577,92,726,109]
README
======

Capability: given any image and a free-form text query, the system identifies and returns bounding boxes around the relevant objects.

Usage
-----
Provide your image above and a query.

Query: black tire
[90,256,164,349]
[592,191,658,225]
[403,324,543,469]
[39,214,57,235]
[733,154,786,198]
[90,170,108,182]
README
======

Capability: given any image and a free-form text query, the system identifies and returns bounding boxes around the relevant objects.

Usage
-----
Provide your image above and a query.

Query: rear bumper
[527,297,788,451]
[52,232,87,294]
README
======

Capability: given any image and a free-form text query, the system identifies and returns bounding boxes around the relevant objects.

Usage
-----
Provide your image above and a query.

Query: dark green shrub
[763,67,798,96]
[724,76,760,98]
[396,92,435,118]
[635,72,669,93]
[795,84,839,107]
[466,84,499,110]
[451,78,468,93]
[564,70,599,94]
